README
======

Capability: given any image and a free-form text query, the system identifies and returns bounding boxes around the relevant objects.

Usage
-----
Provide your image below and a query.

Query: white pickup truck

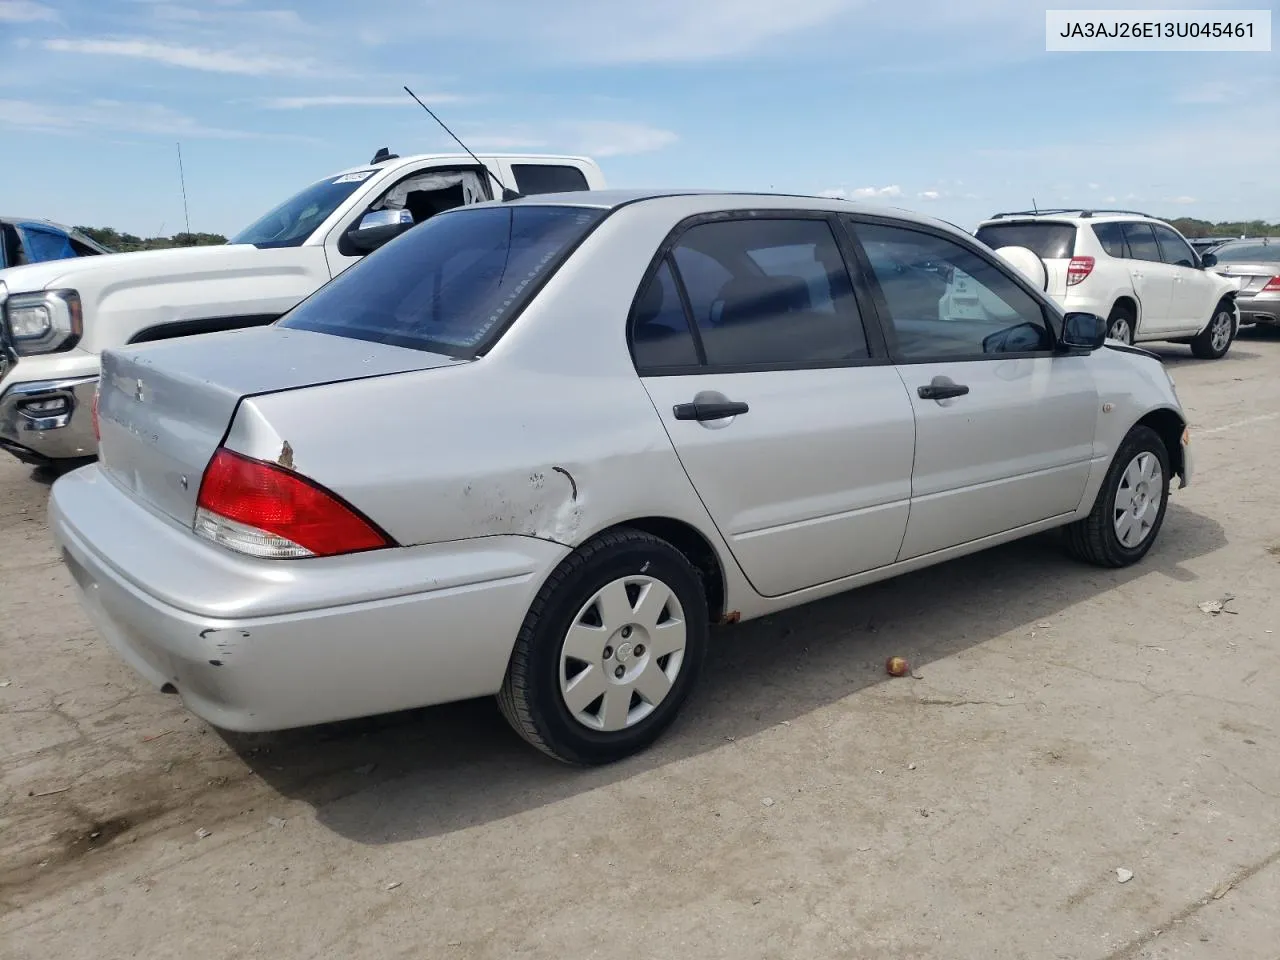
[0,150,605,465]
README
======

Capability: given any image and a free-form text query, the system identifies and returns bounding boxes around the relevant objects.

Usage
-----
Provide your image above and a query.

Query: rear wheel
[1106,303,1136,344]
[1190,300,1235,359]
[498,528,709,765]
[1064,424,1171,568]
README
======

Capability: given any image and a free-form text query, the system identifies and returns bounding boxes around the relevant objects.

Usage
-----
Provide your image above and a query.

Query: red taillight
[91,388,100,442]
[194,448,394,559]
[1263,276,1280,293]
[1066,256,1095,286]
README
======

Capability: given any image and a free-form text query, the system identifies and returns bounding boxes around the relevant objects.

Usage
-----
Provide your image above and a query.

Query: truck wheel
[1190,300,1235,359]
[498,528,709,765]
[1106,304,1135,344]
[1064,424,1170,568]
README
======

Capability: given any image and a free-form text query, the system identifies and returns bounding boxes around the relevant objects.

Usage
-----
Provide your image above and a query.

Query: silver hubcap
[559,575,687,732]
[1113,452,1163,548]
[1109,316,1132,343]
[1210,311,1232,352]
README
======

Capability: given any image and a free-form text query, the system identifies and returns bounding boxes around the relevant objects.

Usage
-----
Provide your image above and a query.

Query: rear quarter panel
[223,198,755,607]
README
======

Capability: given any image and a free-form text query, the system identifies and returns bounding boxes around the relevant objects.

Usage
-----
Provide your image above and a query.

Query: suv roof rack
[988,208,1154,220]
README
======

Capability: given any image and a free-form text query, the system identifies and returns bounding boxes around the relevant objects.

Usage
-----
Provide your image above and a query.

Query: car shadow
[29,456,95,487]
[222,500,1225,846]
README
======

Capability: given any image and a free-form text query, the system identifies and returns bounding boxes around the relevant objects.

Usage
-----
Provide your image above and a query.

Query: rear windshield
[1211,241,1280,264]
[278,205,605,356]
[974,222,1077,260]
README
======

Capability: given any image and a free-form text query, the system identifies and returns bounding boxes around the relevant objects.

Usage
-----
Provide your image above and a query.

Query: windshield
[1211,241,1280,264]
[974,222,1077,260]
[229,169,378,248]
[278,204,606,356]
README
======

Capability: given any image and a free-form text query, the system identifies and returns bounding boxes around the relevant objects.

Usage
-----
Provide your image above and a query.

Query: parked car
[50,189,1191,765]
[974,209,1239,359]
[1188,236,1237,256]
[0,149,605,465]
[1,216,112,268]
[1204,237,1280,328]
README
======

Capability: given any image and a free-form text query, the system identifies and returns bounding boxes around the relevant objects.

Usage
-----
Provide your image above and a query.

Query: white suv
[975,209,1240,359]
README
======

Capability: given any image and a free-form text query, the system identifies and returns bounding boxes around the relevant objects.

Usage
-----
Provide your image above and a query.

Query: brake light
[1066,256,1095,286]
[193,448,394,559]
[1262,276,1280,293]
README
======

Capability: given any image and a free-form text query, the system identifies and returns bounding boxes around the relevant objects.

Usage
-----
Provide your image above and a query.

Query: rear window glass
[974,222,1077,260]
[278,205,604,356]
[512,164,590,195]
[1211,241,1280,263]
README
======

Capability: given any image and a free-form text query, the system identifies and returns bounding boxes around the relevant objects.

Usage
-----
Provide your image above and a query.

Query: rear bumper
[49,465,568,732]
[1234,294,1280,327]
[0,374,98,463]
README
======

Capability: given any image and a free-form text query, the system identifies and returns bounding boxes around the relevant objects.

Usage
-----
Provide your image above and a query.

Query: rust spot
[552,466,578,501]
[720,610,741,625]
[277,440,295,471]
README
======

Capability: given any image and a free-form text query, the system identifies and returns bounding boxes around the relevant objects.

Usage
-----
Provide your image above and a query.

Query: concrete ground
[2,330,1279,960]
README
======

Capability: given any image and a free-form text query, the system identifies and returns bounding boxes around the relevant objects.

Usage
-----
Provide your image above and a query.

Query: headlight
[3,290,82,356]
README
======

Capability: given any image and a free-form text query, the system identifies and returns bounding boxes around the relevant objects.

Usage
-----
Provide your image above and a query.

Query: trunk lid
[1214,263,1277,296]
[97,326,464,525]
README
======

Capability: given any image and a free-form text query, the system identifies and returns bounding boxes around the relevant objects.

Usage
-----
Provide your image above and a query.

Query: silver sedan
[50,189,1192,765]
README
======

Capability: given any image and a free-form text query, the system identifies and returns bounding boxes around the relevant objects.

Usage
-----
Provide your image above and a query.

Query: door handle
[673,400,749,421]
[917,382,969,400]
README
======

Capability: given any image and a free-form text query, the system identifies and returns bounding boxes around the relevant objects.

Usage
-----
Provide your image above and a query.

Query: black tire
[1064,424,1171,568]
[497,528,710,765]
[1190,299,1236,359]
[1106,303,1136,344]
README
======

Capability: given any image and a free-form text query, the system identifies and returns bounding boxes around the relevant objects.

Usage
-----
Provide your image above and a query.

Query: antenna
[402,86,521,201]
[176,142,192,242]
[1032,197,1039,214]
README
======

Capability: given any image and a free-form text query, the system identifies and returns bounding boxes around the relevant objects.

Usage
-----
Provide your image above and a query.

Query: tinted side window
[1092,222,1128,259]
[1151,225,1196,267]
[512,164,590,195]
[855,221,1051,360]
[21,226,75,263]
[630,259,700,369]
[1121,223,1162,262]
[669,218,869,367]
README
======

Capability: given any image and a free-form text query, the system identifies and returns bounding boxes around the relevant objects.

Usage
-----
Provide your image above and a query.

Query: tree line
[75,226,227,252]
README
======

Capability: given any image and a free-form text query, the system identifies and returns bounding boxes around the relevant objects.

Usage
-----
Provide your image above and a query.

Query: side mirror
[1200,252,1218,268]
[346,208,414,254]
[1060,312,1107,352]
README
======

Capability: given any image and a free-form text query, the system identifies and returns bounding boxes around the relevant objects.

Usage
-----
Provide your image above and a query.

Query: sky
[0,0,1276,237]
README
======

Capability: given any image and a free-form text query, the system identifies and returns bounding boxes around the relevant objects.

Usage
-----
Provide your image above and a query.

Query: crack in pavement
[1100,844,1280,960]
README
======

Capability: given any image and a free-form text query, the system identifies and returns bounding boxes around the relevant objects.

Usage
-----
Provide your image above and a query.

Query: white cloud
[1088,182,1100,190]
[1169,195,1197,204]
[0,0,56,22]
[546,0,856,62]
[258,94,463,109]
[562,121,677,157]
[468,135,550,150]
[43,38,316,76]
[0,97,263,139]
[820,185,903,200]
[917,190,942,201]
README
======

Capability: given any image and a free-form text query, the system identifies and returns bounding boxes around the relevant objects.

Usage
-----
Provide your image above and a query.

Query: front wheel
[1064,424,1171,568]
[1190,300,1236,359]
[498,528,710,765]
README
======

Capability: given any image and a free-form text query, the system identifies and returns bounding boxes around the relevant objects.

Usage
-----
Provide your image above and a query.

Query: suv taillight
[194,448,395,559]
[1262,276,1280,293]
[1066,256,1095,286]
